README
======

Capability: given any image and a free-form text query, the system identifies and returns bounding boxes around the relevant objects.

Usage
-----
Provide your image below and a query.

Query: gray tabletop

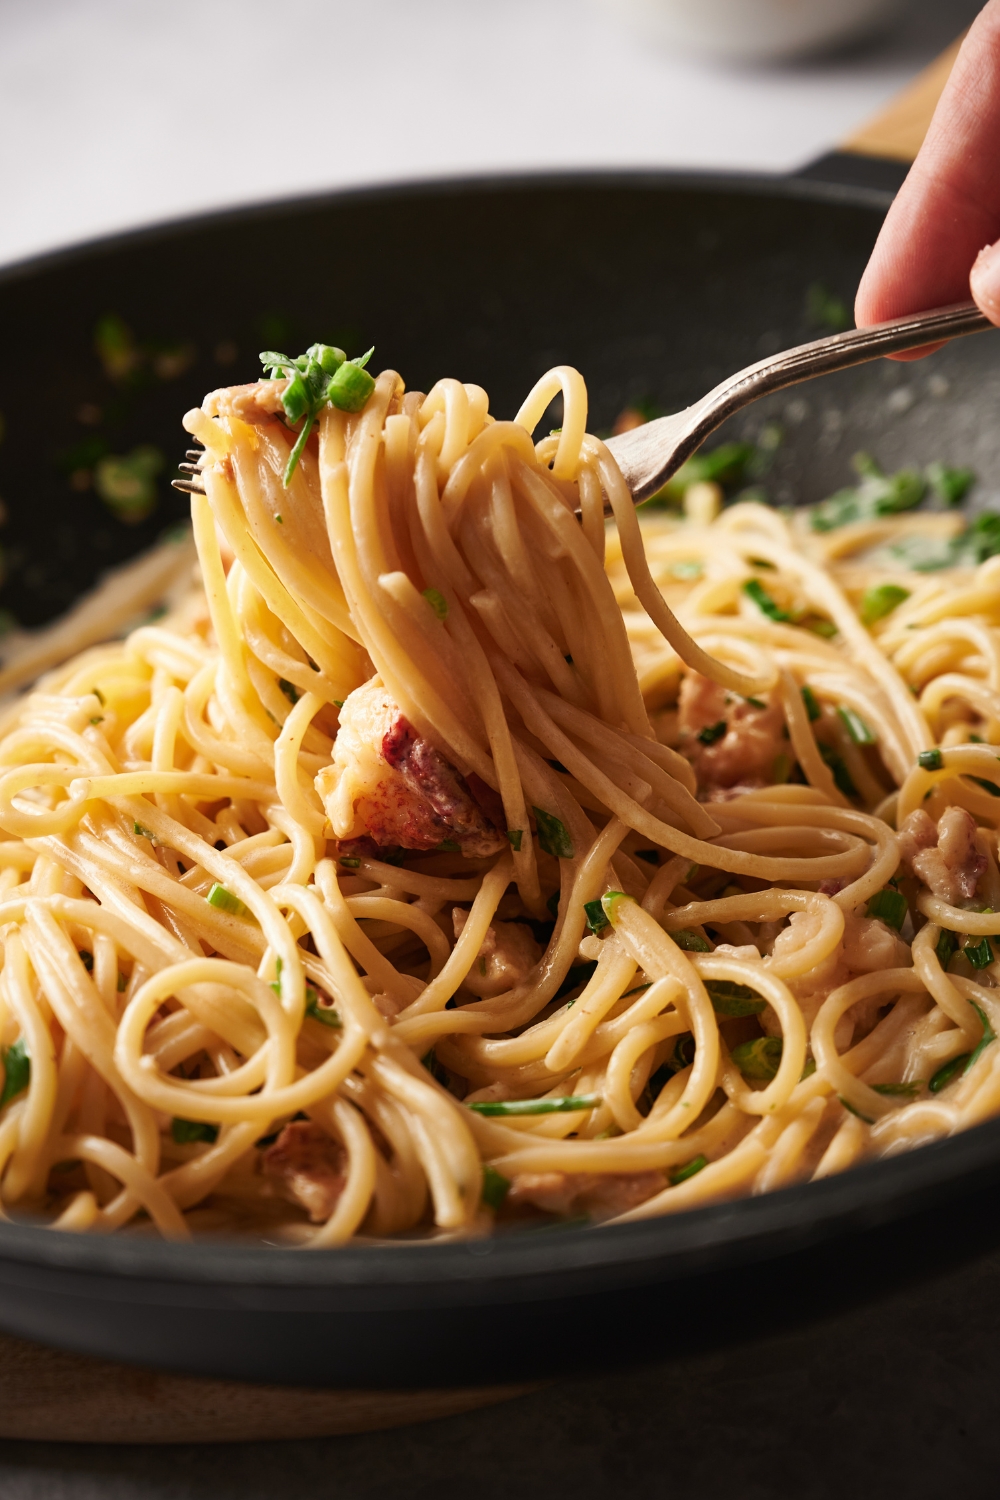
[1,1240,996,1499]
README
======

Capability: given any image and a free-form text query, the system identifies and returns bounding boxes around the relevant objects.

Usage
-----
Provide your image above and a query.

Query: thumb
[970,237,1000,327]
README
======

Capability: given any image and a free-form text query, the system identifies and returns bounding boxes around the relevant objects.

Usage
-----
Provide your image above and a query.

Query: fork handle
[611,300,994,504]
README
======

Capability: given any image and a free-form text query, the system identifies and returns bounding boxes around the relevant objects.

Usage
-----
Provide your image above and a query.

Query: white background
[0,0,983,270]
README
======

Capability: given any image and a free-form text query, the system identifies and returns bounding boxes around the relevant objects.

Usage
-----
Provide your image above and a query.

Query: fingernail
[970,239,1000,324]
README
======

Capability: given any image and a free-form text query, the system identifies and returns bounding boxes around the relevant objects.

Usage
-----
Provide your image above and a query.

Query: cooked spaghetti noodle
[0,355,997,1244]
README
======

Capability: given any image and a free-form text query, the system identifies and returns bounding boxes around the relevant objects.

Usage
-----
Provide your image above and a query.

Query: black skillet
[1,165,999,1389]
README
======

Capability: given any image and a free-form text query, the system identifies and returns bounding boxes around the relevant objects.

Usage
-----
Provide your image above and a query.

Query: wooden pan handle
[841,33,966,163]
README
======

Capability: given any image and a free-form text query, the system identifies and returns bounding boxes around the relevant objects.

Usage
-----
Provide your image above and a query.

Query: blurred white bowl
[604,0,909,62]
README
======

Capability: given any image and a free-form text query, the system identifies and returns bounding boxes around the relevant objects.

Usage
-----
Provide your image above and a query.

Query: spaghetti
[0,353,997,1245]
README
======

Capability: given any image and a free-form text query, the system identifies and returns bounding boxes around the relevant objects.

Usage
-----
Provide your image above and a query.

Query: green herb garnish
[967,774,1000,799]
[482,1163,511,1210]
[801,685,821,722]
[963,936,994,970]
[819,742,856,797]
[339,855,361,869]
[966,999,997,1070]
[871,1081,921,1097]
[171,1118,219,1145]
[926,461,975,506]
[422,588,448,621]
[672,930,712,953]
[839,1096,875,1124]
[742,578,790,622]
[929,1054,970,1093]
[866,888,907,931]
[260,343,375,484]
[936,930,957,969]
[697,719,727,746]
[78,950,94,972]
[306,987,342,1029]
[468,1094,600,1117]
[206,882,249,918]
[506,829,523,852]
[810,453,926,532]
[731,1036,782,1082]
[278,678,301,704]
[860,583,910,626]
[0,1038,30,1108]
[133,821,155,840]
[705,980,766,1018]
[532,807,575,860]
[918,748,943,771]
[838,706,876,745]
[890,510,1000,571]
[583,898,610,935]
[670,1154,708,1186]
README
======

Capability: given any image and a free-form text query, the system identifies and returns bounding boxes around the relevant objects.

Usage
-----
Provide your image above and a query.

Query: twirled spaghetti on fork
[0,345,997,1244]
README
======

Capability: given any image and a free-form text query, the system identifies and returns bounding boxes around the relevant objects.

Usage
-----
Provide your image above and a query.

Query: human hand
[855,0,1000,356]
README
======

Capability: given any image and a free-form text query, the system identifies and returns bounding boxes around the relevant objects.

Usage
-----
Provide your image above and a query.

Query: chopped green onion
[583,898,610,935]
[78,950,94,972]
[532,807,575,860]
[672,929,712,952]
[967,775,1000,798]
[838,706,876,745]
[481,1164,511,1210]
[171,1118,219,1145]
[306,987,342,1029]
[866,888,907,931]
[506,829,523,852]
[623,982,653,998]
[929,1054,970,1093]
[965,1001,996,1071]
[276,514,284,524]
[327,354,376,413]
[670,1154,708,1186]
[0,1038,30,1108]
[860,584,910,626]
[839,1096,875,1124]
[918,748,943,771]
[935,930,957,969]
[92,687,105,706]
[705,980,766,1017]
[964,936,994,970]
[802,617,838,638]
[468,1094,600,1117]
[742,578,790,622]
[133,821,155,840]
[800,1057,817,1080]
[871,1081,921,1097]
[697,719,727,746]
[206,882,249,918]
[422,587,448,621]
[732,1036,782,1082]
[745,696,766,709]
[819,742,857,797]
[278,678,300,704]
[89,716,103,725]
[339,856,361,868]
[801,685,821,722]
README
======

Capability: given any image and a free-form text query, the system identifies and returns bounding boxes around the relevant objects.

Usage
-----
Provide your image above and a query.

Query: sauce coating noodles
[0,361,997,1244]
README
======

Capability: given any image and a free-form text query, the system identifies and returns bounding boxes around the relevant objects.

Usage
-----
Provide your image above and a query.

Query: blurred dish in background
[603,0,908,62]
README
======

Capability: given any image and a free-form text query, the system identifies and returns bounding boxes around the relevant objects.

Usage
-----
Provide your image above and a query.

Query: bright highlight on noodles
[0,349,998,1246]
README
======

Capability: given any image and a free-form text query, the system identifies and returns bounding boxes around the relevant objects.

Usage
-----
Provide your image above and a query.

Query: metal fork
[172,302,994,506]
[605,301,994,505]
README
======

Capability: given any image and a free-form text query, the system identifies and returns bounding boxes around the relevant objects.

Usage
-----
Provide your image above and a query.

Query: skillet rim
[2,166,994,1301]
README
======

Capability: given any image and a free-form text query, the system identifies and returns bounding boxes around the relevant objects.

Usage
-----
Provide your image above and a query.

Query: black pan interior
[0,174,998,1388]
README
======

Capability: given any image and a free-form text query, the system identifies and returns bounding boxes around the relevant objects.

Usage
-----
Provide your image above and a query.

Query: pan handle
[793,33,965,197]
